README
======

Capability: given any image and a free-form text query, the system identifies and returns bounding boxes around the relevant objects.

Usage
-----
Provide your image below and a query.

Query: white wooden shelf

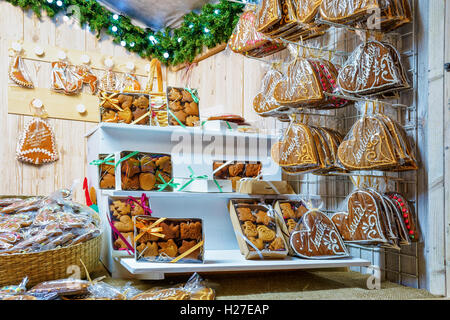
[100,189,317,200]
[85,122,279,140]
[120,250,371,279]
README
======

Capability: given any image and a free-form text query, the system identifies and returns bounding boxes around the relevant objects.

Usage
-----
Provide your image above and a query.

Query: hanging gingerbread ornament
[74,64,98,95]
[99,58,118,92]
[9,42,34,89]
[16,99,58,165]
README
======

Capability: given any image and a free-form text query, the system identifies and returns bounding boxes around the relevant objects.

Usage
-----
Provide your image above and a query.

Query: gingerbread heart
[16,118,58,165]
[337,115,397,170]
[271,122,319,170]
[296,0,322,24]
[331,189,387,243]
[253,68,285,116]
[273,57,323,107]
[337,41,406,96]
[256,0,282,33]
[320,0,379,24]
[290,210,349,259]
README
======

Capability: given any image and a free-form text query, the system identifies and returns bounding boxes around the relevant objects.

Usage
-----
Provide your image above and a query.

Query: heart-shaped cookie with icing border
[296,0,322,24]
[320,0,379,24]
[253,68,285,116]
[271,122,319,169]
[290,210,349,259]
[16,118,58,165]
[337,115,397,170]
[273,57,323,107]
[337,41,405,96]
[331,189,387,243]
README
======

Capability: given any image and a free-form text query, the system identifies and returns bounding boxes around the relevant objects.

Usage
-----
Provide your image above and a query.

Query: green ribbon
[115,151,140,169]
[185,88,199,103]
[213,179,223,193]
[155,173,180,192]
[167,109,187,128]
[178,166,208,192]
[89,204,99,213]
[89,154,115,166]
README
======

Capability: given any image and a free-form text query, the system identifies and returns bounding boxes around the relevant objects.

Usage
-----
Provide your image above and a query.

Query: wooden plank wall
[0,2,158,202]
[0,2,288,203]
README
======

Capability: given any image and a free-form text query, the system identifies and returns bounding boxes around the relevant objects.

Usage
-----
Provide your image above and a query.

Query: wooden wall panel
[0,2,157,202]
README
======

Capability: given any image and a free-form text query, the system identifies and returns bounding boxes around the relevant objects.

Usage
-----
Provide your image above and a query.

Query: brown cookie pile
[167,87,199,127]
[135,216,203,263]
[98,154,115,189]
[108,197,149,251]
[275,201,308,236]
[100,92,150,125]
[0,194,100,255]
[120,152,172,191]
[213,161,262,191]
[233,203,286,253]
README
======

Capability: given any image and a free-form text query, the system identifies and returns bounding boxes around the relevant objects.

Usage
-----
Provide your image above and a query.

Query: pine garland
[5,0,248,66]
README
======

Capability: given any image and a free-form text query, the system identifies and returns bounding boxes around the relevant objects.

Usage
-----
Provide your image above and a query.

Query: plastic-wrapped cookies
[166,87,200,127]
[228,200,288,260]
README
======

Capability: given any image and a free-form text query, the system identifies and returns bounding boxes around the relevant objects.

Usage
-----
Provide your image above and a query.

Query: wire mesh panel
[277,0,421,288]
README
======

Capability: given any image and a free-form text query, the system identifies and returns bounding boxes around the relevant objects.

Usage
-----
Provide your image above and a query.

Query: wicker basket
[0,195,103,287]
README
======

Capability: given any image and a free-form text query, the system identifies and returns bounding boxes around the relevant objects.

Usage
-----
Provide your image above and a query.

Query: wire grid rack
[264,0,421,288]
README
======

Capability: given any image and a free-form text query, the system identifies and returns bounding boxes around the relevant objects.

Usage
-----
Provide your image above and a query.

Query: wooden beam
[8,86,99,122]
[169,43,227,72]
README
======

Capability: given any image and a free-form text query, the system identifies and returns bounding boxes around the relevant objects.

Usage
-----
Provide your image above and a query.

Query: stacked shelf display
[86,123,371,279]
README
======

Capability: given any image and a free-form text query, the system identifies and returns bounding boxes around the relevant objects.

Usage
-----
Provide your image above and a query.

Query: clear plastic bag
[134,216,204,263]
[337,40,409,97]
[229,5,285,58]
[0,188,101,255]
[336,103,417,171]
[130,273,215,300]
[289,201,349,259]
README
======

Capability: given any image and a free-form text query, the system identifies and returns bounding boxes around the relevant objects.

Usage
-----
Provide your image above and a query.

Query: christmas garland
[5,0,249,66]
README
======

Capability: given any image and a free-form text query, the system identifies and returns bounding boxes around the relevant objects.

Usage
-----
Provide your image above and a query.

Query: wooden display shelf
[120,249,371,279]
[85,122,278,140]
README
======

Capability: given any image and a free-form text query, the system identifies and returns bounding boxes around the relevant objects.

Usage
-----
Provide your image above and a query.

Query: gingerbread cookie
[158,239,178,257]
[180,221,202,240]
[257,225,276,242]
[255,210,271,225]
[242,221,258,238]
[29,279,89,296]
[114,215,133,232]
[237,207,255,222]
[291,210,349,259]
[268,237,285,251]
[178,240,201,260]
[131,288,189,300]
[137,241,159,258]
[228,163,245,177]
[248,236,264,251]
[160,222,180,239]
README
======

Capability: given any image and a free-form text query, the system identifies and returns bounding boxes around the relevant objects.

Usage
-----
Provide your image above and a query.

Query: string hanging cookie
[16,99,58,165]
